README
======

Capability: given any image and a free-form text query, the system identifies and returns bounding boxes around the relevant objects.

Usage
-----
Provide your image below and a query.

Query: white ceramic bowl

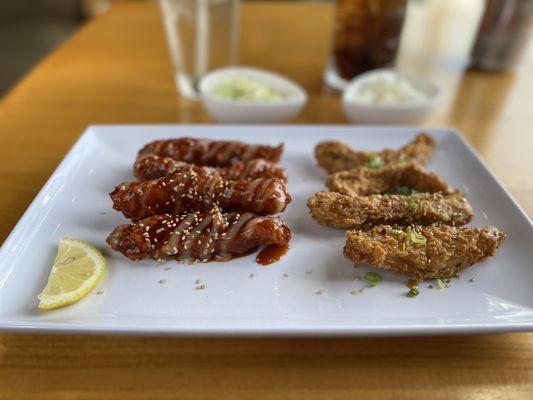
[199,67,307,123]
[342,68,440,124]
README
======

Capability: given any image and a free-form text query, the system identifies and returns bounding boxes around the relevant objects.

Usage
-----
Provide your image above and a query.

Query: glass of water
[159,0,240,99]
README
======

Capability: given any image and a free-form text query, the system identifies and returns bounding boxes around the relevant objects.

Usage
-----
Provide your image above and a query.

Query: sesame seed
[158,279,167,284]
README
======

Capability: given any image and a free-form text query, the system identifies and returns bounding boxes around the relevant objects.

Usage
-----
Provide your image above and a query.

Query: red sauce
[256,244,289,266]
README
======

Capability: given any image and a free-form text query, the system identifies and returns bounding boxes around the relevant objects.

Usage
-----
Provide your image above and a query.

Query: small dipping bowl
[199,67,307,123]
[342,68,440,124]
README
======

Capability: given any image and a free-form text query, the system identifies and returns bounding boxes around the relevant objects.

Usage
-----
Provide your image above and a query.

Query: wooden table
[0,1,532,398]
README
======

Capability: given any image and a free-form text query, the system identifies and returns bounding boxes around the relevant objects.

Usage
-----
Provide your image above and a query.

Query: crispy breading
[306,191,473,229]
[343,225,505,280]
[315,133,436,173]
[326,163,455,196]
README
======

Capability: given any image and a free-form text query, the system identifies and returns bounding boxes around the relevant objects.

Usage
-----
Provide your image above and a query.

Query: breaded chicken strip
[343,225,505,280]
[315,133,435,173]
[326,163,455,196]
[306,191,473,229]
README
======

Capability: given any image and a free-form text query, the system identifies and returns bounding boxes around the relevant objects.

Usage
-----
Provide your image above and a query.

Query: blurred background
[0,0,109,96]
[1,0,531,99]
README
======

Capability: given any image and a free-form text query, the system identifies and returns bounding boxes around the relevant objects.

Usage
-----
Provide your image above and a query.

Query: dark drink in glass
[325,0,407,90]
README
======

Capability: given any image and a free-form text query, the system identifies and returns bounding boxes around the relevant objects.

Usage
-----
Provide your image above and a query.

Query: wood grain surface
[0,1,532,399]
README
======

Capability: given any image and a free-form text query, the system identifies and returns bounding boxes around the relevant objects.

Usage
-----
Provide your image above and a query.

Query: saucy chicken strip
[134,154,287,182]
[307,191,473,229]
[138,137,283,166]
[326,163,455,196]
[107,207,292,262]
[111,170,291,220]
[315,133,435,173]
[344,225,505,280]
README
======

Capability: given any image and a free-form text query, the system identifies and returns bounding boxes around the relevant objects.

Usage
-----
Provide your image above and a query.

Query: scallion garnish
[406,287,419,297]
[388,228,403,235]
[363,155,384,169]
[406,227,427,245]
[385,186,416,195]
[436,278,447,289]
[406,198,420,212]
[364,271,381,287]
[398,186,415,195]
[395,153,407,166]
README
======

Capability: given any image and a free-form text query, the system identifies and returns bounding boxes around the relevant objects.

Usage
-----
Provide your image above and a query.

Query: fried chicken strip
[134,154,288,182]
[107,207,292,262]
[138,137,283,166]
[344,225,505,280]
[326,163,455,196]
[111,170,291,220]
[315,133,435,173]
[307,191,473,229]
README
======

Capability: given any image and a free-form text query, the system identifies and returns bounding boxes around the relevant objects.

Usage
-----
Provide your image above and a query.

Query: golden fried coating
[315,133,436,173]
[306,191,473,229]
[343,225,505,280]
[326,163,455,196]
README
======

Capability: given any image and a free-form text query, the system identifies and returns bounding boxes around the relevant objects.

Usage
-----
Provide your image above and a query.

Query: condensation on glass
[159,0,240,99]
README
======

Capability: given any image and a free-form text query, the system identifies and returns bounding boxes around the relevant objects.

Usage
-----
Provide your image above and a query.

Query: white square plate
[0,125,532,336]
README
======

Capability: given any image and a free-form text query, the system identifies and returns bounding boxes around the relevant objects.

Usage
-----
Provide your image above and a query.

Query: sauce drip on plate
[256,244,289,266]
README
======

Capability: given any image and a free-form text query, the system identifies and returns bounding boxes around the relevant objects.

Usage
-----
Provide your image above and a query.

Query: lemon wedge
[38,238,106,310]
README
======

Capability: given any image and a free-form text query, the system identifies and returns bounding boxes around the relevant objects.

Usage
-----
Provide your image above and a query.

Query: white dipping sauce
[348,71,429,106]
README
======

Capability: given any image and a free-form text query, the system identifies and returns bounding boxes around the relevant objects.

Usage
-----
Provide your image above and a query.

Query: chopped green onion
[406,198,420,212]
[395,153,407,166]
[388,228,403,235]
[406,287,420,297]
[363,155,384,169]
[385,186,416,195]
[397,186,415,195]
[436,278,447,289]
[406,227,427,245]
[364,271,381,287]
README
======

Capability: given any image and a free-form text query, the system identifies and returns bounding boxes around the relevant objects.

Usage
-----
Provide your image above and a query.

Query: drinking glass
[159,0,240,99]
[324,0,407,91]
